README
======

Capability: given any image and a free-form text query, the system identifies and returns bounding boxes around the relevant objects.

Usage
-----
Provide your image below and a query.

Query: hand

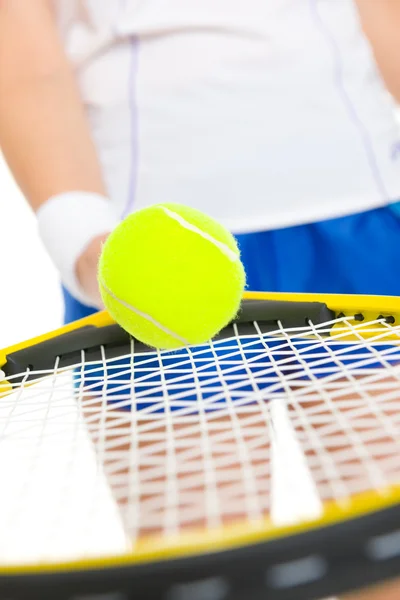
[343,578,400,600]
[75,232,110,309]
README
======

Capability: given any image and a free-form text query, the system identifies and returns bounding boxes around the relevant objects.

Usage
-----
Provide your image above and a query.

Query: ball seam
[160,207,239,262]
[99,278,190,346]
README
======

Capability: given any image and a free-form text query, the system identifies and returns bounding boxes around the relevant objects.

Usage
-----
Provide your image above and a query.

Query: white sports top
[55,0,400,233]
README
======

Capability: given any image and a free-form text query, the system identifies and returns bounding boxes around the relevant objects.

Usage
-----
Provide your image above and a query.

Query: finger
[343,577,400,600]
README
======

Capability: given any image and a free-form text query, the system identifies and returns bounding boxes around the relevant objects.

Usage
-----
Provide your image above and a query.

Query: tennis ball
[98,203,246,349]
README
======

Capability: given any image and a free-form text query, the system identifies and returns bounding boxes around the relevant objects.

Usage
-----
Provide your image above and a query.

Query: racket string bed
[0,298,400,600]
[0,314,400,555]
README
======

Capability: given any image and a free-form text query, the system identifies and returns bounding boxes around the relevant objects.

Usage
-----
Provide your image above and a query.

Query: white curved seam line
[99,279,189,345]
[161,207,239,262]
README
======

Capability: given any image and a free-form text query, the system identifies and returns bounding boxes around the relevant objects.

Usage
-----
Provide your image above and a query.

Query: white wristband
[37,192,120,307]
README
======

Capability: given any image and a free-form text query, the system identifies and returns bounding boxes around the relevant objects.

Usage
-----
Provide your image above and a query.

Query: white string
[256,321,323,524]
[187,343,222,530]
[159,348,180,539]
[0,315,400,562]
[125,337,141,542]
[208,331,264,525]
[308,319,400,496]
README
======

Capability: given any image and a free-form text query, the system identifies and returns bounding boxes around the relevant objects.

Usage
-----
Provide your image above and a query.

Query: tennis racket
[0,291,400,600]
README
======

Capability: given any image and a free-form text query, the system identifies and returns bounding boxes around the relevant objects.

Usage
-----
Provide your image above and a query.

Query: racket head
[1,291,400,600]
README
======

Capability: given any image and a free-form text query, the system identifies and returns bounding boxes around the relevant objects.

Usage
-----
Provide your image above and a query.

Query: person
[1,2,400,597]
[1,1,400,322]
[347,579,400,600]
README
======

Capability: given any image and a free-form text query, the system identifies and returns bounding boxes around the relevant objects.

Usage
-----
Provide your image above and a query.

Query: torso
[55,0,400,232]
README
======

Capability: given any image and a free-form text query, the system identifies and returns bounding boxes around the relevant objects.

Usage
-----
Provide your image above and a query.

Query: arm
[0,0,107,209]
[355,0,400,104]
[0,0,115,306]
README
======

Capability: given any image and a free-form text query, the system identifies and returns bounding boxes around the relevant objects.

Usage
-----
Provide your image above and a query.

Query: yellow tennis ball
[98,203,246,349]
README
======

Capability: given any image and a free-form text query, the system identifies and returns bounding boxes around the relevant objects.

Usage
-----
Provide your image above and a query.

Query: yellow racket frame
[3,291,400,374]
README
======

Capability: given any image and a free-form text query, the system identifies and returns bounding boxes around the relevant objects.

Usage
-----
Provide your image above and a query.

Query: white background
[0,157,63,349]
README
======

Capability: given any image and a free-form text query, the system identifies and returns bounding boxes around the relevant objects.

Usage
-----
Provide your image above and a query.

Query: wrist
[37,191,119,307]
